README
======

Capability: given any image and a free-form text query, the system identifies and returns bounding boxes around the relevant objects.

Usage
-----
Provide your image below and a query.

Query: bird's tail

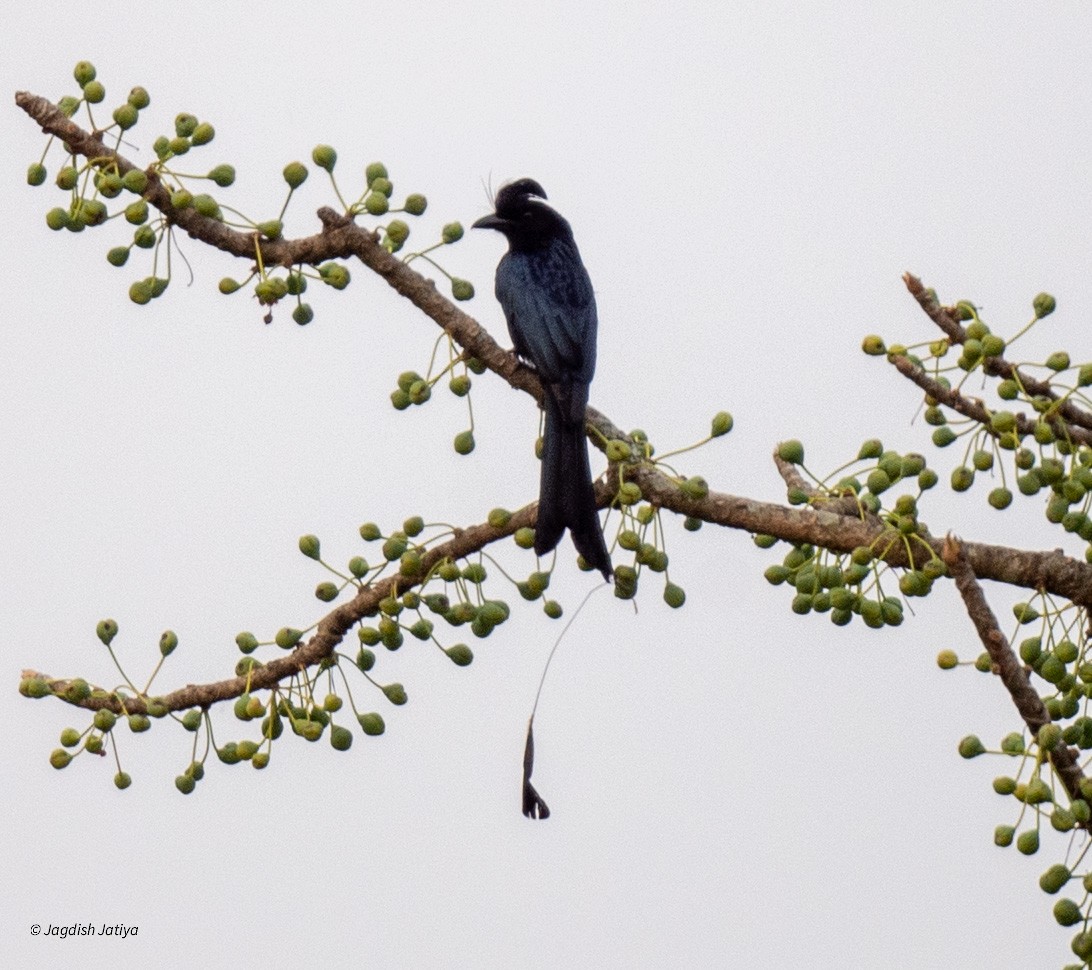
[535,400,613,580]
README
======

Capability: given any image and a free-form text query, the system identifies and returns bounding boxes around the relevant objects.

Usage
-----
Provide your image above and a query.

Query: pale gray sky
[4,3,1092,968]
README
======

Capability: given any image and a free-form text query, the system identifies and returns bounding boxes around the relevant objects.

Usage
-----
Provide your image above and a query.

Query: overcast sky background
[4,3,1092,968]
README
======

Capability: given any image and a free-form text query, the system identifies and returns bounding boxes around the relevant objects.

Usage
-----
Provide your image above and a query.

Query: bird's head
[472,178,567,249]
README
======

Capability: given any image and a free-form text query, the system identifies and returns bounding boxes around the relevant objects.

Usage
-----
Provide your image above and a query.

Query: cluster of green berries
[29,617,184,786]
[388,353,484,454]
[768,437,944,620]
[858,294,1092,534]
[942,601,1092,718]
[778,437,937,517]
[958,720,1092,960]
[762,541,908,628]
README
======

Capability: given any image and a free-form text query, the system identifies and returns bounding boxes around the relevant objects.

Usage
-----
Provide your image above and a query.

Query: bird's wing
[497,244,597,389]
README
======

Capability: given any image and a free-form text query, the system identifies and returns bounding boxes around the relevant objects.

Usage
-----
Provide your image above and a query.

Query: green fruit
[514,527,535,548]
[987,487,1013,510]
[404,193,427,215]
[958,735,986,758]
[382,683,408,705]
[315,581,339,602]
[46,207,69,231]
[1016,829,1040,855]
[408,379,431,404]
[364,191,389,216]
[114,771,132,790]
[124,199,148,225]
[866,469,891,494]
[159,629,178,656]
[451,278,475,301]
[446,643,474,666]
[931,426,956,447]
[181,710,202,731]
[107,246,130,267]
[1039,654,1067,684]
[298,534,321,559]
[93,709,117,732]
[127,86,150,109]
[96,618,119,645]
[113,104,138,130]
[319,262,350,289]
[1025,777,1053,804]
[680,476,708,499]
[1040,864,1071,895]
[663,583,686,609]
[312,144,337,171]
[1047,351,1071,372]
[778,439,804,464]
[174,112,198,137]
[861,335,885,355]
[1039,723,1063,750]
[710,411,733,437]
[950,466,974,492]
[857,438,883,460]
[83,80,106,103]
[292,304,314,326]
[359,712,385,735]
[175,774,196,795]
[275,627,303,649]
[127,714,151,733]
[330,725,353,751]
[60,728,82,748]
[205,164,234,187]
[50,749,72,769]
[386,219,410,245]
[993,825,1014,847]
[191,122,215,145]
[26,162,46,186]
[74,60,97,85]
[281,161,308,189]
[382,533,408,561]
[454,430,475,455]
[192,194,221,218]
[1054,899,1083,927]
[1033,292,1056,318]
[992,776,1017,795]
[936,650,958,670]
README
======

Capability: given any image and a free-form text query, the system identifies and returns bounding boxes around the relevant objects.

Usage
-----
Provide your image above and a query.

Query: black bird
[473,179,612,580]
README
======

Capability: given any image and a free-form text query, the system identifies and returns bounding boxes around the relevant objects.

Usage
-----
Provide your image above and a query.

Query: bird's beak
[472,213,507,231]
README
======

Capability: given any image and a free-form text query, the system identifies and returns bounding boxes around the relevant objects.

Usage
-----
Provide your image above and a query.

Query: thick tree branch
[16,92,1092,747]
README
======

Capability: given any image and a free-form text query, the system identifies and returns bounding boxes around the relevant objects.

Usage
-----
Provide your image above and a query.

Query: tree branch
[16,91,1092,739]
[902,272,1092,435]
[942,534,1086,804]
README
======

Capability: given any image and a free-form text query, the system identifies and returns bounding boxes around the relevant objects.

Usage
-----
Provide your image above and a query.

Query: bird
[473,178,612,580]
